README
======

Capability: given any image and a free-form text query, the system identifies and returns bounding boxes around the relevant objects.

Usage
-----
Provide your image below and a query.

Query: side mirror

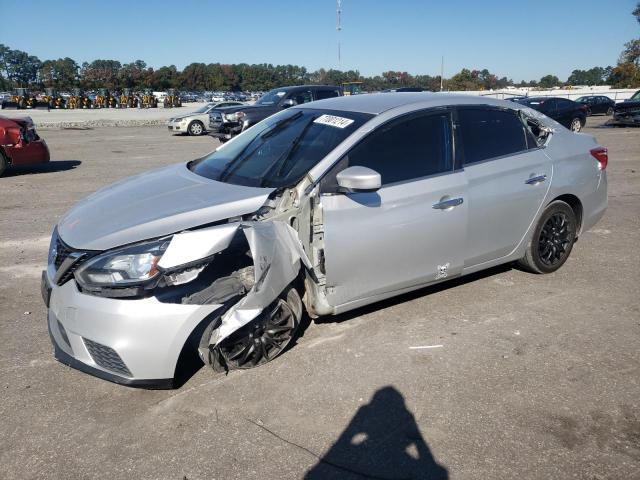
[336,166,381,193]
[281,98,296,109]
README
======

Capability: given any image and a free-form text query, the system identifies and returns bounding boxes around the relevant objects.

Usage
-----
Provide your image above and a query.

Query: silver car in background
[42,93,607,387]
[167,101,245,136]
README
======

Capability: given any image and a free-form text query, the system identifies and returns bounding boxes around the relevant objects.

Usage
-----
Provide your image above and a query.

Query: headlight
[74,238,170,289]
[224,111,245,122]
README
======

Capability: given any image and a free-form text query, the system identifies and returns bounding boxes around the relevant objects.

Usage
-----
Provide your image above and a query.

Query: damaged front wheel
[211,287,303,371]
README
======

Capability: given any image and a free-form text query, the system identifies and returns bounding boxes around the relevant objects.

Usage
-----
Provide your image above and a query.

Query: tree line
[1,4,638,93]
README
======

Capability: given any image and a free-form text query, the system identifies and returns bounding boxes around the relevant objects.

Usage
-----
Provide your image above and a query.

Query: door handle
[432,197,463,210]
[525,174,547,185]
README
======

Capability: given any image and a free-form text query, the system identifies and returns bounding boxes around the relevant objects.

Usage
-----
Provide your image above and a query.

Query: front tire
[188,120,204,136]
[570,117,582,132]
[518,201,577,274]
[209,286,303,372]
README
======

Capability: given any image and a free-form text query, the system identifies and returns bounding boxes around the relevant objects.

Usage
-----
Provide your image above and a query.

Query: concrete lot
[0,117,638,480]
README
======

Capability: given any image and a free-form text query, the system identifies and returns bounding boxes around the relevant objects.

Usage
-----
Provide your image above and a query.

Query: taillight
[590,147,608,170]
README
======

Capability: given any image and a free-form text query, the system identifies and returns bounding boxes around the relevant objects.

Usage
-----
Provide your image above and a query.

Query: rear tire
[606,106,614,116]
[570,117,582,132]
[518,201,577,274]
[188,120,204,136]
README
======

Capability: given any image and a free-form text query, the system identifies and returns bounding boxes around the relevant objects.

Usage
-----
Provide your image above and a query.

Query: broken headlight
[74,238,171,289]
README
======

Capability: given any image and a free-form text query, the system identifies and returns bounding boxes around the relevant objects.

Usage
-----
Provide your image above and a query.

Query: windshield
[189,108,373,188]
[255,89,288,106]
[631,90,640,100]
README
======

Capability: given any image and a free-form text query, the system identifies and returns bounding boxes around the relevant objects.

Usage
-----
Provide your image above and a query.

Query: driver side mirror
[336,166,381,193]
[281,99,296,109]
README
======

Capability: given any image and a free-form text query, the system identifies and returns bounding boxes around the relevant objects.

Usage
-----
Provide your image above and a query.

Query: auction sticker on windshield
[313,114,355,129]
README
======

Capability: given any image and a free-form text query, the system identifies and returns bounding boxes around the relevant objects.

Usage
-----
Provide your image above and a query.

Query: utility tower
[336,0,342,70]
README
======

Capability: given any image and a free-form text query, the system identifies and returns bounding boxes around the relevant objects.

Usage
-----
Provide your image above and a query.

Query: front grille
[83,338,132,377]
[54,236,73,270]
[53,236,94,286]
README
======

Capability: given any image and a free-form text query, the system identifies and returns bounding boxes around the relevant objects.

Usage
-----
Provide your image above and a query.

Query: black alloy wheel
[211,288,302,371]
[538,212,572,267]
[518,201,577,274]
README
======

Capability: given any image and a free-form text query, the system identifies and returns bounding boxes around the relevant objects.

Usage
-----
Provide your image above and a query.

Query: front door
[319,110,468,307]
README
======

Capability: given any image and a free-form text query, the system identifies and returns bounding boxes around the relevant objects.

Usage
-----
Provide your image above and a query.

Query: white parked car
[166,101,245,135]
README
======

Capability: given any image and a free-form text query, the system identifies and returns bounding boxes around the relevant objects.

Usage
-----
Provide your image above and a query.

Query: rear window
[458,108,528,165]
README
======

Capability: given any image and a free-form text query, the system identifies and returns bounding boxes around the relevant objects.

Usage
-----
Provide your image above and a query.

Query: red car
[0,115,50,176]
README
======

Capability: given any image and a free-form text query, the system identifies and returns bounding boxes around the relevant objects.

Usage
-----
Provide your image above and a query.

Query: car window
[324,111,453,189]
[315,89,340,100]
[457,108,528,165]
[288,90,313,105]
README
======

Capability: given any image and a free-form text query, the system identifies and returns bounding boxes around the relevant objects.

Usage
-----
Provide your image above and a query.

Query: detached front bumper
[42,270,222,388]
[208,116,243,140]
[609,111,640,126]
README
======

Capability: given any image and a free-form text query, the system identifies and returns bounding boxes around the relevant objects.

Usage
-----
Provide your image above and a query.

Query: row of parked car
[169,86,640,142]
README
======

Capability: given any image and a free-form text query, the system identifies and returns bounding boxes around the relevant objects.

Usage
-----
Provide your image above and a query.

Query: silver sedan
[43,93,607,387]
[166,101,245,135]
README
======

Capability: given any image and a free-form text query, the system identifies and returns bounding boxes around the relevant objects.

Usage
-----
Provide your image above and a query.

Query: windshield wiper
[261,111,303,139]
[260,116,316,187]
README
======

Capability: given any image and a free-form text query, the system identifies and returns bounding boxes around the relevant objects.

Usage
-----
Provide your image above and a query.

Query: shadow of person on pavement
[305,386,448,480]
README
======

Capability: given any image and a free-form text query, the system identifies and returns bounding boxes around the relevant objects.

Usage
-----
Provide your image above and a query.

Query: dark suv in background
[208,85,342,141]
[515,97,587,132]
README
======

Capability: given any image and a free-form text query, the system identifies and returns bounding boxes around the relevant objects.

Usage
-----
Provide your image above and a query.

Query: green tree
[80,59,121,89]
[539,74,560,88]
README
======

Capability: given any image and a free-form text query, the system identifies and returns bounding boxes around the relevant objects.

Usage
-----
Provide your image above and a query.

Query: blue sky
[1,0,638,82]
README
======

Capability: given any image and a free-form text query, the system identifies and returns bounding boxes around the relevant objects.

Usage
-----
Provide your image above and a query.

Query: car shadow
[304,386,448,480]
[4,160,81,177]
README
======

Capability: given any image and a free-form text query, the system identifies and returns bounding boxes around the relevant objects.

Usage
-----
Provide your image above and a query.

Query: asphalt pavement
[0,116,638,480]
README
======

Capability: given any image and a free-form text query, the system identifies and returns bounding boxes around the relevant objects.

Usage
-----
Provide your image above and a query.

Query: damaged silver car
[42,93,608,388]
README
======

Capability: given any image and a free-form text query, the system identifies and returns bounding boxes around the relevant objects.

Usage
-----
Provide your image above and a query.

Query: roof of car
[304,92,522,115]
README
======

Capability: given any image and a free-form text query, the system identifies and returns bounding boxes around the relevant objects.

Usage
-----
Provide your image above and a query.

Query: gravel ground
[0,116,638,480]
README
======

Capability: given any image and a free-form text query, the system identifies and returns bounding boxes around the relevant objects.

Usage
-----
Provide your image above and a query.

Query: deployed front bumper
[42,270,222,388]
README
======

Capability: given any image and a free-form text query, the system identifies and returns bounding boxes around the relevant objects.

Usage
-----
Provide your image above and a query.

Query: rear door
[457,107,552,268]
[320,109,467,306]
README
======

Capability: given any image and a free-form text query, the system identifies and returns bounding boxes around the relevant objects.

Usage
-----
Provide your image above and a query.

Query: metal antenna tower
[336,0,342,70]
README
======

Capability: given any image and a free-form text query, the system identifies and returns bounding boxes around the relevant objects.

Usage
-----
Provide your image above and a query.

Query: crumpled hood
[58,163,274,250]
